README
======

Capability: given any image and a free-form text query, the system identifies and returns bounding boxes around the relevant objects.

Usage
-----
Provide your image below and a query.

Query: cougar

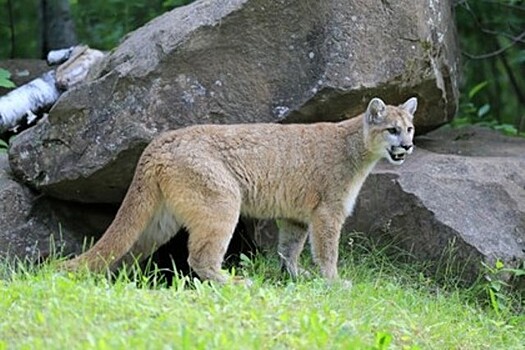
[62,97,417,283]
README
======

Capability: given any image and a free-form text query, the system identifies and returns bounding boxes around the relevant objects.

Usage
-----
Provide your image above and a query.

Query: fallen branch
[47,46,75,65]
[0,71,59,133]
[0,45,105,134]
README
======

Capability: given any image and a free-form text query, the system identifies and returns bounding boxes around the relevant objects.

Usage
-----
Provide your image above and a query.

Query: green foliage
[453,80,525,136]
[0,0,41,58]
[0,139,8,154]
[0,0,195,59]
[162,0,194,8]
[455,1,525,132]
[455,80,490,125]
[0,68,15,88]
[454,80,490,127]
[373,332,393,350]
[69,0,194,51]
[482,259,525,316]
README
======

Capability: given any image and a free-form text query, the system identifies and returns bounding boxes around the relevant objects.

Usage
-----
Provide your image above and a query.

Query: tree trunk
[41,0,78,57]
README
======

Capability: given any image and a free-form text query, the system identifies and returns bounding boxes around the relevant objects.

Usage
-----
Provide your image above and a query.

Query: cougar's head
[364,97,417,165]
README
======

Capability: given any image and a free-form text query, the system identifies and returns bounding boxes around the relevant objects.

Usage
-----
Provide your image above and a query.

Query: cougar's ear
[401,97,418,118]
[365,97,387,125]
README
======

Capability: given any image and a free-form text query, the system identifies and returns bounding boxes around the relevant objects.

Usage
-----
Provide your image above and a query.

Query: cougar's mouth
[387,148,407,164]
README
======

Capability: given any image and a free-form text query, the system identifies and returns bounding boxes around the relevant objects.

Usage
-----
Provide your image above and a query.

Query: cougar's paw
[324,278,353,290]
[229,275,254,288]
[338,279,353,290]
[57,260,77,273]
[207,273,254,287]
[297,267,312,279]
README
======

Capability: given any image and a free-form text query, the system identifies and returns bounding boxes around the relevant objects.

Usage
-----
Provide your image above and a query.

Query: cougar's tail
[61,168,161,273]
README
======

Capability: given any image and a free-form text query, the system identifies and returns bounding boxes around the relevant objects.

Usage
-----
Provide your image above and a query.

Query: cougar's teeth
[387,149,406,163]
[392,153,405,161]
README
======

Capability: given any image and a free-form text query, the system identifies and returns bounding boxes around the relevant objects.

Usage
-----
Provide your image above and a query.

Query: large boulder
[345,126,525,281]
[0,153,114,262]
[9,0,459,203]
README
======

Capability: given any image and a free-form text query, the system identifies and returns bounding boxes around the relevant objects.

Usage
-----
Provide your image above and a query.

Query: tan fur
[61,97,417,283]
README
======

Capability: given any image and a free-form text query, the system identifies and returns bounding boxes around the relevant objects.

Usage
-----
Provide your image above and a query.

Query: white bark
[0,46,105,133]
[47,46,74,65]
[0,71,60,133]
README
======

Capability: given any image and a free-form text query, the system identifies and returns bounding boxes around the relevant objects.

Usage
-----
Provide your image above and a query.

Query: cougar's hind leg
[158,160,244,284]
[186,215,240,283]
[278,219,309,279]
[185,198,241,284]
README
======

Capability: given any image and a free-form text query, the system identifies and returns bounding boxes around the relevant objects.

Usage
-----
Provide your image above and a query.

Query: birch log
[0,71,60,133]
[0,46,105,133]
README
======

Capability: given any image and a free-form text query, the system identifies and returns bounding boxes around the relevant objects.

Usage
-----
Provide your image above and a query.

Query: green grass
[0,236,523,350]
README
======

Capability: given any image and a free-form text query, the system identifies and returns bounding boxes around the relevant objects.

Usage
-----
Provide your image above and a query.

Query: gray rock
[0,153,114,262]
[345,126,525,281]
[0,153,38,259]
[9,0,459,203]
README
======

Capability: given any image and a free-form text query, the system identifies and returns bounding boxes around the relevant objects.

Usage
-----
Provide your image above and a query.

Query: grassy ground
[0,236,523,350]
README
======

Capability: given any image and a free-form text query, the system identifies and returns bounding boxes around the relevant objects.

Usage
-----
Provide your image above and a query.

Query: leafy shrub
[0,68,15,88]
[453,80,525,137]
[482,259,525,316]
[455,1,525,133]
[70,0,195,50]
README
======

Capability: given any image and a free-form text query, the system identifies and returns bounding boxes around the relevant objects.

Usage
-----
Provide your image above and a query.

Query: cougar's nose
[401,144,413,151]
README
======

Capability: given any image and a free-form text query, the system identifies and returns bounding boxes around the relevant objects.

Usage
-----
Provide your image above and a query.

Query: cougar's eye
[407,126,414,133]
[386,127,398,135]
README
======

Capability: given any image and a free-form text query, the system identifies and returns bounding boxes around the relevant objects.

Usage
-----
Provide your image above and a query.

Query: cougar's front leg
[309,206,345,280]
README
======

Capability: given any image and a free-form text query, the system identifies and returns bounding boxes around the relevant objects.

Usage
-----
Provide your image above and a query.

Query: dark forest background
[0,0,524,134]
